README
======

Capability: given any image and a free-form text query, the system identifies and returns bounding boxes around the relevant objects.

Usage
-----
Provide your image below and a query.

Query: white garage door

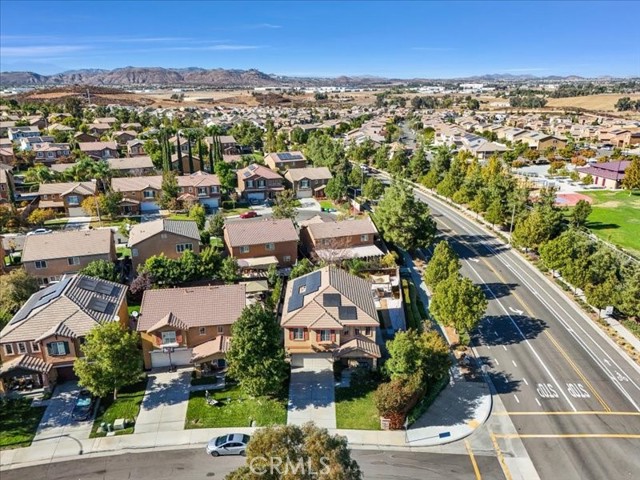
[141,201,160,213]
[291,354,333,371]
[150,348,193,369]
[296,189,313,199]
[199,197,219,209]
[67,207,86,217]
[246,192,265,201]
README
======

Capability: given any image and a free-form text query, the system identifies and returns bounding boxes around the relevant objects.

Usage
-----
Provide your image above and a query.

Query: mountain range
[0,67,625,88]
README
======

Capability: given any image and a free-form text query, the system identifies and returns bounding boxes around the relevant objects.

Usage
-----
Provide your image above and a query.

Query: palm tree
[90,160,112,191]
[24,164,56,184]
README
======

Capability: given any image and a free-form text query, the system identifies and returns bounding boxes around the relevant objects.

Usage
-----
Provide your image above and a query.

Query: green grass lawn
[116,246,132,258]
[221,207,252,217]
[90,380,147,438]
[335,380,380,430]
[0,398,47,450]
[168,214,191,221]
[44,218,69,227]
[185,385,287,429]
[580,191,640,256]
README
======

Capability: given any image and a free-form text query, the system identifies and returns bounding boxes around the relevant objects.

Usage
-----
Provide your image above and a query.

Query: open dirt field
[546,94,640,112]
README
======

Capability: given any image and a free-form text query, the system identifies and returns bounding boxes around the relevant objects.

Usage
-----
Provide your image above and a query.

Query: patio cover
[237,256,279,269]
[0,355,52,377]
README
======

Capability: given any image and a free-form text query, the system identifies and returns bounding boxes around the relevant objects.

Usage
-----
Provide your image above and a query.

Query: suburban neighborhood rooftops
[112,175,162,191]
[284,166,332,181]
[578,160,631,180]
[22,229,113,262]
[306,217,378,240]
[224,218,298,247]
[238,163,283,180]
[137,284,246,331]
[37,181,97,196]
[266,151,306,163]
[128,218,201,246]
[77,141,118,151]
[107,156,155,170]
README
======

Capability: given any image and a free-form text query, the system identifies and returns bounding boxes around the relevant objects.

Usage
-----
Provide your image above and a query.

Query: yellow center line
[495,433,640,439]
[465,440,482,480]
[494,411,640,416]
[489,429,513,480]
[544,330,612,412]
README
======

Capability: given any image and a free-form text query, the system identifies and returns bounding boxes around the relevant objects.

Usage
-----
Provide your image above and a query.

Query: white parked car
[206,433,250,456]
[26,228,52,236]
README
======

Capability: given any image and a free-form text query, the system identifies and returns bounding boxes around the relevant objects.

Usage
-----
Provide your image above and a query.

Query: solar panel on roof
[8,277,72,325]
[338,306,358,321]
[79,277,98,291]
[323,293,341,307]
[305,271,321,294]
[88,297,110,313]
[95,282,116,296]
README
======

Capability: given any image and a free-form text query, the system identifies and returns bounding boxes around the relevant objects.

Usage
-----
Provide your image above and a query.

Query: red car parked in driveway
[239,211,258,219]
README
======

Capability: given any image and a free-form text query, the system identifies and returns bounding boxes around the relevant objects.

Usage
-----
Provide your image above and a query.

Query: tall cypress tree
[197,137,204,171]
[165,134,172,171]
[208,137,215,173]
[161,133,169,172]
[187,134,195,174]
[176,134,184,175]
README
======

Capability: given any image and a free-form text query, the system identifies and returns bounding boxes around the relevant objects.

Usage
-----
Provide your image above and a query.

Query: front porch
[0,355,53,396]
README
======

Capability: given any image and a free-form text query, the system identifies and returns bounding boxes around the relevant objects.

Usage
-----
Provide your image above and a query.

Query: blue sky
[1,1,639,78]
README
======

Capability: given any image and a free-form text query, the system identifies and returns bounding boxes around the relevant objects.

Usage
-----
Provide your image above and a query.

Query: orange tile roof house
[128,218,201,272]
[281,266,381,370]
[265,151,308,171]
[22,229,116,285]
[37,181,97,216]
[0,274,128,393]
[137,284,246,369]
[236,163,285,201]
[224,218,299,268]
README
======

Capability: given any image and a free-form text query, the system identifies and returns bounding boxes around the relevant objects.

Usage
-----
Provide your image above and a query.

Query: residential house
[19,136,55,151]
[519,132,567,151]
[112,130,138,145]
[88,123,111,137]
[0,274,128,393]
[171,153,204,174]
[224,218,298,268]
[300,217,384,262]
[121,122,142,132]
[22,229,116,285]
[205,135,239,155]
[0,120,16,136]
[7,126,40,142]
[126,139,146,156]
[265,151,307,171]
[107,156,156,176]
[281,266,381,369]
[0,167,14,203]
[0,147,15,165]
[577,160,631,189]
[38,181,97,216]
[128,219,201,272]
[176,171,222,210]
[236,163,285,201]
[137,284,246,369]
[77,141,119,160]
[73,132,98,143]
[284,167,333,199]
[94,117,117,126]
[32,143,71,164]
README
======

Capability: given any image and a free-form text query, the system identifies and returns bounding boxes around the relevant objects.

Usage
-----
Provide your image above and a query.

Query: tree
[325,175,348,201]
[408,147,429,180]
[24,164,56,184]
[539,229,594,289]
[215,161,236,191]
[362,177,385,200]
[0,269,39,329]
[374,182,437,251]
[385,330,450,383]
[220,256,239,284]
[159,170,180,210]
[27,208,56,226]
[226,305,289,397]
[208,211,225,237]
[129,271,152,301]
[139,254,182,285]
[511,210,552,251]
[374,375,421,429]
[622,158,640,195]
[484,197,507,228]
[289,258,316,279]
[571,199,592,228]
[225,423,362,480]
[424,240,460,288]
[188,203,206,230]
[585,274,622,311]
[80,260,118,282]
[272,189,298,220]
[74,322,142,400]
[430,275,487,338]
[620,267,640,319]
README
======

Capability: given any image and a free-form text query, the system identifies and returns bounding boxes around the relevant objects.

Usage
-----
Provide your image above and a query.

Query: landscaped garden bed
[90,380,147,438]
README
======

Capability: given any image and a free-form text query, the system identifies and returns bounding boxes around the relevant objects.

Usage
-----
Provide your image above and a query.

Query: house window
[161,331,177,345]
[217,326,224,334]
[32,342,41,352]
[240,246,250,254]
[320,330,331,342]
[68,256,80,266]
[161,233,167,239]
[365,327,371,336]
[4,344,14,355]
[43,194,48,199]
[199,327,206,336]
[246,180,254,188]
[283,256,291,263]
[35,260,47,269]
[198,187,207,196]
[17,342,27,354]
[47,152,54,158]
[47,341,69,356]
[67,195,80,206]
[293,328,304,340]
[354,328,361,336]
[343,328,349,336]
[176,243,193,253]
[258,180,266,188]
[300,179,310,188]
[144,190,155,198]
[265,242,275,251]
[132,248,139,257]
[360,234,369,242]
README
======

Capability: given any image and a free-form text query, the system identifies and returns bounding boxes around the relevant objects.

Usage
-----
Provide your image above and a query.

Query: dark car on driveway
[72,390,95,421]
[240,211,258,219]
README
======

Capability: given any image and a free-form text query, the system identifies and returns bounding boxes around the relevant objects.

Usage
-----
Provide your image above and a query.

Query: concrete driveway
[134,368,191,434]
[287,367,336,429]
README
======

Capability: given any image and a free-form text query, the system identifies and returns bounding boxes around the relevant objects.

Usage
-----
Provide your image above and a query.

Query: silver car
[206,433,250,456]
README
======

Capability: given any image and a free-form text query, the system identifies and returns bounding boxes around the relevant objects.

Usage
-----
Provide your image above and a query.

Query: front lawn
[168,214,192,221]
[221,207,253,217]
[0,398,46,450]
[116,246,132,258]
[580,191,640,257]
[44,218,69,227]
[90,380,147,438]
[335,379,380,430]
[185,385,287,429]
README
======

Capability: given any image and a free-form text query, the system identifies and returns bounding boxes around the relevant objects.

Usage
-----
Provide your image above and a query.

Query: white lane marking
[487,345,491,350]
[503,345,508,351]
[509,307,524,315]
[495,358,500,366]
[535,398,542,407]
[470,258,480,263]
[604,359,611,366]
[523,378,529,385]
[514,395,520,404]
[567,383,590,398]
[512,360,518,368]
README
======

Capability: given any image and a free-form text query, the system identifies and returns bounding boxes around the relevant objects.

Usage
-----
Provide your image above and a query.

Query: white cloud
[0,45,89,57]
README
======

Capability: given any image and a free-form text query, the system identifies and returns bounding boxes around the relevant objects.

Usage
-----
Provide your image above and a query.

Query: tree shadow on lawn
[587,221,621,231]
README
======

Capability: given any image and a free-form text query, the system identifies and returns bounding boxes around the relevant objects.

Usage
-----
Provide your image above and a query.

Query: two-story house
[112,130,138,145]
[236,163,285,201]
[300,217,384,262]
[281,266,381,370]
[0,167,14,204]
[77,141,119,160]
[126,139,146,157]
[284,167,333,199]
[19,136,55,151]
[206,135,239,155]
[107,156,156,177]
[224,218,298,268]
[265,151,307,171]
[32,143,71,164]
[74,132,99,143]
[0,274,128,393]
[137,284,246,369]
[176,171,221,210]
[7,126,40,142]
[128,219,201,272]
[38,181,97,217]
[22,229,116,285]
[88,123,111,137]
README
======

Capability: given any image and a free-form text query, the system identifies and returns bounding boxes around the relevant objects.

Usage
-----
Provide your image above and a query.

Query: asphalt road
[408,185,640,480]
[1,447,505,480]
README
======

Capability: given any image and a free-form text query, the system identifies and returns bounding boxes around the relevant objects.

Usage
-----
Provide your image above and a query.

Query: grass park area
[335,381,380,430]
[185,385,287,429]
[0,398,46,450]
[90,380,147,438]
[580,191,640,257]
